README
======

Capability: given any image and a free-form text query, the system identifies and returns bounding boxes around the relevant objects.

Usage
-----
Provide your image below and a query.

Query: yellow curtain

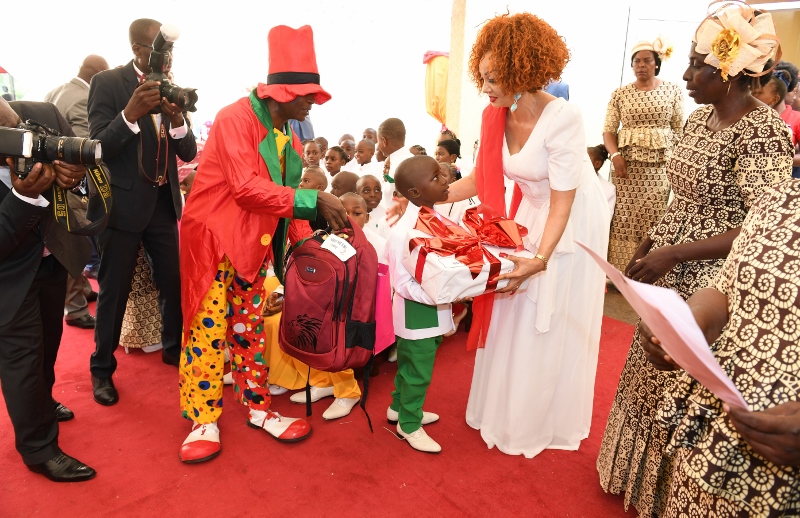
[425,55,449,126]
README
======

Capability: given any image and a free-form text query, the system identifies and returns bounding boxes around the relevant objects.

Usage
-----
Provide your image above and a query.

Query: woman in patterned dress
[119,246,162,351]
[596,5,791,516]
[603,36,683,272]
[642,179,800,517]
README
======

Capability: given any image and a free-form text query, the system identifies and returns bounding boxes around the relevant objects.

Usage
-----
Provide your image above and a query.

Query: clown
[177,25,348,463]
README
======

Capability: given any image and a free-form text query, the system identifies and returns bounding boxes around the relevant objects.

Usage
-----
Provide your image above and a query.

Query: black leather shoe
[28,452,96,482]
[65,314,96,329]
[91,376,118,406]
[162,350,180,367]
[53,400,74,422]
[86,291,98,303]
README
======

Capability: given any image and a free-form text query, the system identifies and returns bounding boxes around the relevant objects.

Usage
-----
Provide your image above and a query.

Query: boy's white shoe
[322,397,360,420]
[387,344,397,363]
[290,385,334,404]
[396,423,441,453]
[223,372,234,385]
[386,407,439,425]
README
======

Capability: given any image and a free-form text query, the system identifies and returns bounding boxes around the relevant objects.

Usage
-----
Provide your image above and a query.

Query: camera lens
[162,83,198,112]
[43,135,103,166]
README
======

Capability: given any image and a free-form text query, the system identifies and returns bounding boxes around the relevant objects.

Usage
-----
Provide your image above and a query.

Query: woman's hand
[612,155,628,179]
[262,291,284,316]
[639,320,678,371]
[725,401,800,467]
[624,238,654,277]
[627,245,678,284]
[495,255,544,294]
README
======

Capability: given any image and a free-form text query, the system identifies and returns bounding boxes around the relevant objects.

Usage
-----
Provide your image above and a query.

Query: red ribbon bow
[462,205,528,251]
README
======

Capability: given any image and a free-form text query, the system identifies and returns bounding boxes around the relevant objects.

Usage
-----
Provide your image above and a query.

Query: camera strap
[51,163,113,236]
[138,118,169,185]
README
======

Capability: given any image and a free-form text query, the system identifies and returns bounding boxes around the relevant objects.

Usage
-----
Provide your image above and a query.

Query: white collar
[132,62,145,78]
[74,77,90,88]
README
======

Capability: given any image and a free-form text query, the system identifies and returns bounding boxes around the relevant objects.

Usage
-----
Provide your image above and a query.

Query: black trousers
[91,184,182,378]
[0,255,66,465]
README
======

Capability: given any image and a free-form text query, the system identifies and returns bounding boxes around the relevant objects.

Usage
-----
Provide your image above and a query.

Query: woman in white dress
[444,12,611,458]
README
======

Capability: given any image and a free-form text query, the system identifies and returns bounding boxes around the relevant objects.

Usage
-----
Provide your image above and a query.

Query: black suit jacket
[0,101,92,326]
[86,60,197,232]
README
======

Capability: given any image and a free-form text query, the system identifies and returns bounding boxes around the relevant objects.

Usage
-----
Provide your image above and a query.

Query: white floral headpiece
[632,35,674,62]
[694,0,781,81]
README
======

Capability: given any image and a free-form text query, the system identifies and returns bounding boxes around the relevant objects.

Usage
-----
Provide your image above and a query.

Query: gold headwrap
[694,0,781,81]
[631,35,674,62]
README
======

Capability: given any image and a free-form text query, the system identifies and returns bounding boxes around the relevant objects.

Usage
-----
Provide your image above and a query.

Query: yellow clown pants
[179,257,274,424]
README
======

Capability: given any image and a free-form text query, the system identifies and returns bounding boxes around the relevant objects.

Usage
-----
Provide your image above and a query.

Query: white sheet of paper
[576,241,748,410]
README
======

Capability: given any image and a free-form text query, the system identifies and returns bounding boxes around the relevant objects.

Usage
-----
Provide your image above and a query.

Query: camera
[0,120,102,179]
[147,25,198,113]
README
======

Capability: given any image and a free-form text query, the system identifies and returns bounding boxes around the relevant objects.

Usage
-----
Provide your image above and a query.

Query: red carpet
[0,302,636,517]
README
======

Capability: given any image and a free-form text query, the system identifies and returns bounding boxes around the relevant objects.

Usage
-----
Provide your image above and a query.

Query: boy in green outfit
[384,155,454,453]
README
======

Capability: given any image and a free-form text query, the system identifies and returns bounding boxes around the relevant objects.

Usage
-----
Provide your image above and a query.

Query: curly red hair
[468,13,570,94]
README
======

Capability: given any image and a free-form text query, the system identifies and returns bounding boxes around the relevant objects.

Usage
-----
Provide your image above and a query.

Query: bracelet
[609,152,621,162]
[534,253,548,271]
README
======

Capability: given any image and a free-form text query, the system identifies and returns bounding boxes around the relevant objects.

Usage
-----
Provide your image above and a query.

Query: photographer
[87,18,197,406]
[0,98,95,481]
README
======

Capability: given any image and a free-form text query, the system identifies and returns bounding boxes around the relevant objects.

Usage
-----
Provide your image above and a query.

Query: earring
[727,81,732,95]
[511,93,521,112]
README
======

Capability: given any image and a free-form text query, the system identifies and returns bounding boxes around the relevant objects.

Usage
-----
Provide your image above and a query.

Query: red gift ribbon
[408,207,502,292]
[462,205,528,252]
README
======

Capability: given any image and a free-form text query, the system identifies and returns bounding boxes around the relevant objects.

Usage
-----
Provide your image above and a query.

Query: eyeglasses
[134,43,154,49]
[633,58,655,66]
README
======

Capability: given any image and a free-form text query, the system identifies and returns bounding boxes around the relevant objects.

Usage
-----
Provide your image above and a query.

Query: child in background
[180,169,197,200]
[314,136,328,157]
[338,133,354,145]
[755,70,800,161]
[363,128,378,143]
[357,174,389,239]
[434,140,461,179]
[341,192,386,259]
[340,139,358,172]
[385,155,453,453]
[354,139,381,176]
[330,171,359,197]
[300,166,328,192]
[409,145,427,156]
[324,146,349,179]
[587,144,617,217]
[303,140,323,168]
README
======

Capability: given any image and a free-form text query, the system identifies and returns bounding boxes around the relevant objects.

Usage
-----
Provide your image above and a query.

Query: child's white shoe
[322,397,360,420]
[396,424,441,453]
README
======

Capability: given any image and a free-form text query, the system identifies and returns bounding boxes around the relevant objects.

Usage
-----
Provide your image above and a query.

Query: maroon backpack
[279,219,378,426]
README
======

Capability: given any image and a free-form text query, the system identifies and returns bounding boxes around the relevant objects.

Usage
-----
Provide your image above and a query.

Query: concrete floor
[603,287,639,325]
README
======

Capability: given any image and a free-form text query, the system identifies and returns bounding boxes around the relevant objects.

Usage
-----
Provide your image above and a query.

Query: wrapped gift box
[401,206,533,304]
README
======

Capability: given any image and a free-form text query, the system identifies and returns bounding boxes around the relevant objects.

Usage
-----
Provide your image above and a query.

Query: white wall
[452,1,710,178]
[1,1,452,151]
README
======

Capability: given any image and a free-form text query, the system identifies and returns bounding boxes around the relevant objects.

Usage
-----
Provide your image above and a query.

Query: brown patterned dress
[661,179,800,517]
[604,81,684,271]
[597,105,793,517]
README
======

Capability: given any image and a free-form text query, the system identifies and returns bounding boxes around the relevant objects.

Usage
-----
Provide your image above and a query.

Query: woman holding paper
[443,13,611,458]
[596,3,793,516]
[641,179,800,516]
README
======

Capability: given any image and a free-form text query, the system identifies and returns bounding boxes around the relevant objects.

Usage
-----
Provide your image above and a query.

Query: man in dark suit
[87,18,196,406]
[0,98,96,481]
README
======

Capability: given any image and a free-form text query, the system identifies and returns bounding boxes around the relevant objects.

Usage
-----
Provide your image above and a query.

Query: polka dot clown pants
[179,257,272,424]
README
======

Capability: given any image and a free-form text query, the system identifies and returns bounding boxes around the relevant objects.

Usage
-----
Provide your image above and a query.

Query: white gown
[466,99,611,458]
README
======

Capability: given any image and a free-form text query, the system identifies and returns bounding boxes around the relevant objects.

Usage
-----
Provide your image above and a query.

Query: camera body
[0,120,102,179]
[146,25,198,114]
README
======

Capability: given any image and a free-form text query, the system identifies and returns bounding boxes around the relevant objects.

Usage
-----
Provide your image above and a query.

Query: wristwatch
[609,151,621,162]
[534,253,548,271]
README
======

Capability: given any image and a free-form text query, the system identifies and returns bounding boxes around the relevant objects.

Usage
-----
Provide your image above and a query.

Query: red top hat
[256,25,331,105]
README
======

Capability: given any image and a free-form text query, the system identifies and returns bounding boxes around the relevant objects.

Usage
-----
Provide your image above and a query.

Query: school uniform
[385,203,453,434]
